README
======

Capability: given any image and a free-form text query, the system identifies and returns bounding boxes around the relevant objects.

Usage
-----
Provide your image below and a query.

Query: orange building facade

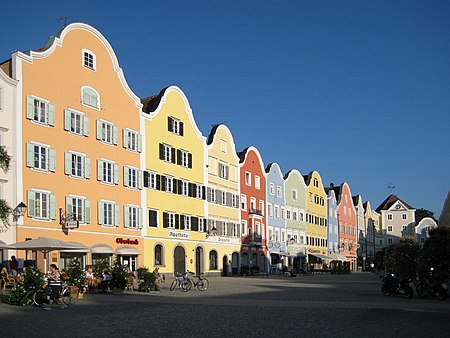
[10,23,144,270]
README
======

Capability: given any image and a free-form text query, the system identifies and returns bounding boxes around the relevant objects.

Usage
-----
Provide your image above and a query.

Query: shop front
[90,244,114,266]
[59,242,88,269]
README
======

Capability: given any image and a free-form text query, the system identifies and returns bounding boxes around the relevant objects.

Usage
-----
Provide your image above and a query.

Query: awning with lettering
[91,244,114,254]
[115,246,139,255]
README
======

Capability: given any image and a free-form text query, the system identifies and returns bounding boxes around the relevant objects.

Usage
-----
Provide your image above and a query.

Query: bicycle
[33,282,77,308]
[169,272,190,291]
[182,271,209,292]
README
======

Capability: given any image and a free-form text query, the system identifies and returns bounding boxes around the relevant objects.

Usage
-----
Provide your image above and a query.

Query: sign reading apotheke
[169,231,190,239]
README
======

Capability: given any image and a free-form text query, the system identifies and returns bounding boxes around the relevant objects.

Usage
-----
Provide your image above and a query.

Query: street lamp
[13,202,27,222]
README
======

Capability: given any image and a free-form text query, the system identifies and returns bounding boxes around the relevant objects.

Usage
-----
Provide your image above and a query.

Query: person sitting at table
[1,265,9,278]
[100,269,112,292]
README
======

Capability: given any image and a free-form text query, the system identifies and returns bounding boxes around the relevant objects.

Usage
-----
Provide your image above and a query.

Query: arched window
[155,244,163,265]
[209,250,218,270]
[82,86,99,109]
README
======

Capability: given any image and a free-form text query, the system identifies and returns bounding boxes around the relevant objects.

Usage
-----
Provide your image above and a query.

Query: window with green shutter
[26,96,54,126]
[82,86,99,109]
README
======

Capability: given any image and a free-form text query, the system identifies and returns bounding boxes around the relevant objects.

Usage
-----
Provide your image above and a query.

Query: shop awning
[60,242,89,253]
[115,246,139,255]
[329,253,348,261]
[308,253,330,261]
[91,244,114,254]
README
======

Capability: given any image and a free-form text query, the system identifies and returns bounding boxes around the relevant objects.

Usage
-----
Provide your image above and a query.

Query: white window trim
[82,49,97,71]
[81,85,100,110]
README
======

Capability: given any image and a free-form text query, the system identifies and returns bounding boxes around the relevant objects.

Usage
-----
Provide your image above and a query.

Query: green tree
[415,208,435,224]
[419,227,450,280]
[384,238,421,279]
[0,146,12,225]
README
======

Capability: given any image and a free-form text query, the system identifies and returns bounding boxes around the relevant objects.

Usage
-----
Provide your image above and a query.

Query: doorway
[222,255,228,276]
[174,246,186,274]
[195,247,203,275]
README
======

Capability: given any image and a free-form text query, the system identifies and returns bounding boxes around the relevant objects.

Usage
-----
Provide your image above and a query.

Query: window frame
[82,49,96,71]
[81,86,100,110]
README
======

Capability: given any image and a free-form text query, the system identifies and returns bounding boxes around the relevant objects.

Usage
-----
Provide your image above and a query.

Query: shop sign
[168,231,190,239]
[116,238,139,245]
[308,249,321,253]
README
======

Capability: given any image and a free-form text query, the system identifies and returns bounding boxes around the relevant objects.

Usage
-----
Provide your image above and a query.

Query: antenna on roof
[57,16,84,28]
[387,183,396,194]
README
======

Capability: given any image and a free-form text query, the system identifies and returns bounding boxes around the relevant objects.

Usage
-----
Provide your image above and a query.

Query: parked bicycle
[182,271,209,292]
[169,272,190,291]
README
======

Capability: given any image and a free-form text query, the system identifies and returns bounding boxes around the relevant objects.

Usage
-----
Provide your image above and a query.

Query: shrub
[138,271,159,292]
[66,259,87,291]
[110,259,127,290]
[8,266,44,305]
[93,259,110,278]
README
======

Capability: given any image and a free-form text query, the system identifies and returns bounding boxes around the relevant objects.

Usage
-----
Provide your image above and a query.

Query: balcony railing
[249,208,263,216]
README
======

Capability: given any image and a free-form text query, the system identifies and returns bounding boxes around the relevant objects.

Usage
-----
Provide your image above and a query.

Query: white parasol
[9,237,88,273]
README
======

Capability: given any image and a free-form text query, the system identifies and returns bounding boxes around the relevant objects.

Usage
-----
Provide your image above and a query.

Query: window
[160,143,175,163]
[162,176,174,193]
[286,208,291,220]
[242,220,247,235]
[387,238,393,244]
[64,109,89,136]
[196,185,203,199]
[292,189,297,200]
[65,152,90,179]
[250,197,256,210]
[144,171,160,190]
[123,129,142,152]
[220,140,227,153]
[178,150,191,168]
[274,206,279,219]
[168,116,184,136]
[182,215,191,230]
[277,186,282,198]
[148,209,158,227]
[255,176,260,190]
[232,194,238,208]
[124,166,142,189]
[402,225,407,232]
[180,180,189,196]
[314,178,319,188]
[26,96,55,126]
[281,207,285,220]
[241,194,247,210]
[293,210,297,221]
[260,201,264,215]
[97,159,119,185]
[270,183,275,195]
[218,163,229,179]
[125,205,143,229]
[66,195,90,224]
[402,213,407,220]
[245,172,251,186]
[162,212,176,228]
[26,143,56,172]
[96,120,118,145]
[82,49,96,70]
[221,191,227,205]
[154,245,163,265]
[267,203,273,217]
[82,86,99,109]
[387,214,393,220]
[209,250,218,270]
[387,225,393,232]
[98,201,119,227]
[27,190,56,220]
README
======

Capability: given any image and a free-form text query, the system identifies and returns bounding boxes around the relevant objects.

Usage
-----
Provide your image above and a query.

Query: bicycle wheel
[24,289,36,306]
[181,279,192,292]
[170,279,178,291]
[60,286,73,305]
[197,278,209,291]
[33,289,49,307]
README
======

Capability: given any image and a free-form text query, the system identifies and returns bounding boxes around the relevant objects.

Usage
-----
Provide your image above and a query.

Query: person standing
[10,256,19,276]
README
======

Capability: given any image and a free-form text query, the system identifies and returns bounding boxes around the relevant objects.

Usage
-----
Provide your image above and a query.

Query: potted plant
[110,259,126,294]
[66,259,87,298]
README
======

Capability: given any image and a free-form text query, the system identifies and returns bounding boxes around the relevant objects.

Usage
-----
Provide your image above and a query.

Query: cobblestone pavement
[1,273,450,337]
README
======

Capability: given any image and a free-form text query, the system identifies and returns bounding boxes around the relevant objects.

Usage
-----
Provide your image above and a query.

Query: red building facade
[238,147,268,273]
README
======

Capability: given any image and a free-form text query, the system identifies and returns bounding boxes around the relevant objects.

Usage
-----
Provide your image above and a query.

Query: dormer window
[168,117,184,136]
[82,49,96,71]
[82,86,100,109]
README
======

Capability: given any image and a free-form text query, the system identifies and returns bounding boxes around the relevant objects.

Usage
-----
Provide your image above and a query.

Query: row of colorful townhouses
[0,23,435,276]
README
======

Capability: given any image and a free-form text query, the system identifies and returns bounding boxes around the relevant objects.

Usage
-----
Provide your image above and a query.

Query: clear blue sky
[1,0,449,217]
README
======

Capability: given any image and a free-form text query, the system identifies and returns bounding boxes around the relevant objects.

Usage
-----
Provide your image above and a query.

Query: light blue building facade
[265,163,286,272]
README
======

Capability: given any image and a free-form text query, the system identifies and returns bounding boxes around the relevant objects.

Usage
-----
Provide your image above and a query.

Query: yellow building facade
[10,23,144,270]
[303,171,328,265]
[142,86,208,276]
[205,125,241,275]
